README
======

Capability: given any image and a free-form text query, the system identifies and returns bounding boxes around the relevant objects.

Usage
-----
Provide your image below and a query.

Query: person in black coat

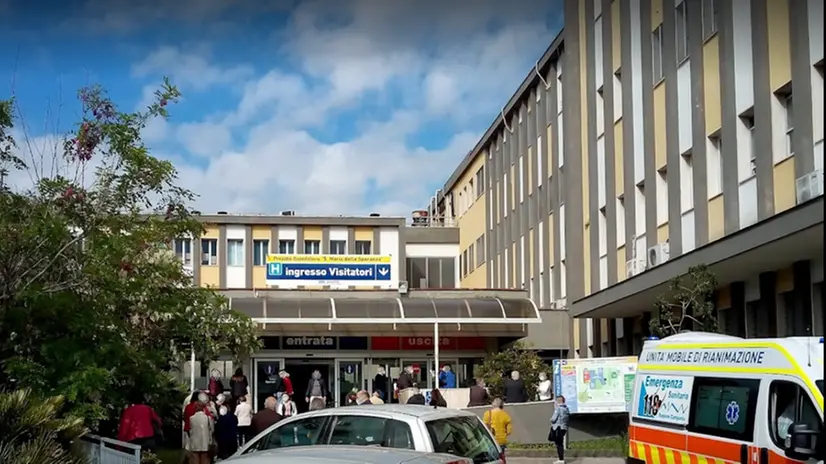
[503,370,529,403]
[373,367,389,400]
[406,387,426,405]
[230,368,249,400]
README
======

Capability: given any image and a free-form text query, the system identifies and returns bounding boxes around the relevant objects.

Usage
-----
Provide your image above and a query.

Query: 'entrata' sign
[282,336,337,349]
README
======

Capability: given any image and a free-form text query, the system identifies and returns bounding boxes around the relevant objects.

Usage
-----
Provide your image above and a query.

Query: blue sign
[266,262,392,281]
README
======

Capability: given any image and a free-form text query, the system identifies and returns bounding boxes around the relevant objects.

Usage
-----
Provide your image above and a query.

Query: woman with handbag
[548,395,570,464]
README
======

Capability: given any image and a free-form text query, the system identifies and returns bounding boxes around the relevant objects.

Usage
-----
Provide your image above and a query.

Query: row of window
[651,0,718,83]
[636,376,822,447]
[459,235,486,280]
[174,238,372,266]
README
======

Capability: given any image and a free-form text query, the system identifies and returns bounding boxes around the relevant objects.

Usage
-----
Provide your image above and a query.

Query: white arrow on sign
[378,267,389,276]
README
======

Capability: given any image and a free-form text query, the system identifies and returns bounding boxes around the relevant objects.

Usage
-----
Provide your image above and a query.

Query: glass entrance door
[253,358,284,411]
[334,359,363,407]
[436,358,460,388]
[401,359,433,389]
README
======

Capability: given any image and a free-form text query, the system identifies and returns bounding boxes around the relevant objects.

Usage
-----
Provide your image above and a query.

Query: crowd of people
[116,363,570,463]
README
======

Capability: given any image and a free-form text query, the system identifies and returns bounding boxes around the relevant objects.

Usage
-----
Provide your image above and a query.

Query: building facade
[177,212,542,410]
[433,0,823,358]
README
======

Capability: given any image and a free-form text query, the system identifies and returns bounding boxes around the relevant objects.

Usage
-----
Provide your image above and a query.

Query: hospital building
[182,0,824,409]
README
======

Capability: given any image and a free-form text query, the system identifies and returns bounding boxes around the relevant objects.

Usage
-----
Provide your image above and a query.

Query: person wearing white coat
[235,395,253,446]
[537,372,553,401]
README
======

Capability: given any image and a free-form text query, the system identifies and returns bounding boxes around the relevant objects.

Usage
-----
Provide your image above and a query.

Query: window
[475,236,485,265]
[707,134,723,198]
[328,415,414,450]
[245,416,329,453]
[702,0,718,40]
[304,240,320,255]
[688,377,760,441]
[201,239,217,265]
[676,1,689,62]
[174,238,192,265]
[785,94,795,156]
[330,240,346,255]
[425,417,500,463]
[475,167,485,198]
[769,381,822,447]
[278,239,295,254]
[253,239,269,266]
[227,239,244,266]
[742,114,756,176]
[354,240,371,255]
[652,26,664,83]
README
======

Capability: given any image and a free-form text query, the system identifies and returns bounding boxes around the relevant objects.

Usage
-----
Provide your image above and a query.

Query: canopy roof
[230,297,540,325]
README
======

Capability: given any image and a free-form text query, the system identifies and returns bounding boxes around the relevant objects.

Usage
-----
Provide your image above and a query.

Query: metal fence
[78,434,141,464]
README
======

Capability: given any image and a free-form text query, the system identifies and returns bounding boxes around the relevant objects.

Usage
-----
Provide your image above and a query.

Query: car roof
[225,445,468,463]
[282,404,479,422]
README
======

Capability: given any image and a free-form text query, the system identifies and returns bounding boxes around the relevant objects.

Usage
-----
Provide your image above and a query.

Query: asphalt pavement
[507,458,626,464]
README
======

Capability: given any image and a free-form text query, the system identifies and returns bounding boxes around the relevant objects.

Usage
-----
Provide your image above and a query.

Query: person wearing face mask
[537,372,553,401]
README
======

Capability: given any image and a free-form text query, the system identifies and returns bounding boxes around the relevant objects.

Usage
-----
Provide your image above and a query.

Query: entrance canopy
[231,296,539,324]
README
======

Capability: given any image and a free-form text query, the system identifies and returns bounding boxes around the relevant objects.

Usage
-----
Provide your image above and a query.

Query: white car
[224,445,473,463]
[233,404,504,464]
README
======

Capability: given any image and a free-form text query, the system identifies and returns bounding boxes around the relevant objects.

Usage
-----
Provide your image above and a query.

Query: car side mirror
[784,423,821,460]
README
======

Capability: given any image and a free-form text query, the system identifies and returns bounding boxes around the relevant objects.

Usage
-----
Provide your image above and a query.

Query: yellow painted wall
[512,242,517,288]
[547,125,554,176]
[584,224,592,296]
[703,36,722,135]
[716,285,731,309]
[612,0,621,72]
[617,245,626,282]
[495,181,501,225]
[767,0,792,92]
[653,83,667,170]
[199,225,220,287]
[252,267,266,288]
[614,121,624,197]
[579,0,590,298]
[527,148,534,195]
[573,319,581,351]
[461,263,488,289]
[777,267,794,292]
[708,195,725,241]
[510,164,516,211]
[304,226,322,241]
[773,157,796,213]
[354,227,373,241]
[657,223,669,243]
[650,0,663,30]
[202,224,219,239]
[455,153,488,255]
[252,226,270,240]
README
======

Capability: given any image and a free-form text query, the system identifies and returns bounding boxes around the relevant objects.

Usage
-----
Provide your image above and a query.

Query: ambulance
[627,332,823,464]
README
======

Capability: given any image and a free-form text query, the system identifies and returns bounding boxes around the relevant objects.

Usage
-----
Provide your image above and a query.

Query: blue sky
[1,0,563,216]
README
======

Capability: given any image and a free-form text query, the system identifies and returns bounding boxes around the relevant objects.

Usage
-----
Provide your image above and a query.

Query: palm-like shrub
[0,389,88,464]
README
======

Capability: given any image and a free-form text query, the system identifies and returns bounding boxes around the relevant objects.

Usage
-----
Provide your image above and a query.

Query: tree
[475,343,546,399]
[0,81,261,432]
[649,264,718,337]
[0,389,87,464]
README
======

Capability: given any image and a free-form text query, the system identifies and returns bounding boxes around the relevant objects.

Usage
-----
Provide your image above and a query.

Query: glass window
[278,239,295,254]
[227,239,244,266]
[201,239,217,265]
[330,240,346,255]
[769,381,822,447]
[688,377,760,441]
[385,419,415,450]
[354,240,371,255]
[304,240,320,255]
[475,167,485,198]
[785,94,795,155]
[174,238,192,265]
[253,239,269,266]
[675,1,689,62]
[425,416,500,462]
[329,416,387,446]
[652,26,664,83]
[246,416,329,453]
[702,0,718,40]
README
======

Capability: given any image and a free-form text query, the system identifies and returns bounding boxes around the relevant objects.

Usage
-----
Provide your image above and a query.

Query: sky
[1,0,563,217]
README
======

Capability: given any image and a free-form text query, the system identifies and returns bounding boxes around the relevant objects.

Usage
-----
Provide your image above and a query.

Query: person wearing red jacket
[118,398,162,451]
[280,370,294,396]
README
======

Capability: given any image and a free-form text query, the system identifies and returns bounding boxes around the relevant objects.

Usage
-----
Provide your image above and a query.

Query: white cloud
[76,0,563,216]
[131,46,253,92]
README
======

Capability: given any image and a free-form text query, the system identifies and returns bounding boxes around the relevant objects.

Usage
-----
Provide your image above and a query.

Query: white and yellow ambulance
[627,332,823,464]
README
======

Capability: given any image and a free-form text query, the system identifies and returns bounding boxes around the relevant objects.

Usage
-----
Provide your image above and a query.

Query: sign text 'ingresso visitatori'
[266,254,392,285]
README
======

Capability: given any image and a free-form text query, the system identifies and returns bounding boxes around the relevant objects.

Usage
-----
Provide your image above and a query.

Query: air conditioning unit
[551,298,567,310]
[625,258,646,278]
[795,169,824,205]
[647,242,670,268]
[281,210,296,216]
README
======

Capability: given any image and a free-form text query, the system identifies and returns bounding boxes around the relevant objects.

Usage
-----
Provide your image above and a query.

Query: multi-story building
[433,0,823,358]
[175,212,541,410]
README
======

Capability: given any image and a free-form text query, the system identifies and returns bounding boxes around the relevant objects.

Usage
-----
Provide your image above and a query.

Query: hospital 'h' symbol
[269,262,283,276]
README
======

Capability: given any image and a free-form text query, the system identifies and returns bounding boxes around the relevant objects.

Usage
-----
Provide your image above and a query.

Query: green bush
[475,343,547,399]
[0,389,87,464]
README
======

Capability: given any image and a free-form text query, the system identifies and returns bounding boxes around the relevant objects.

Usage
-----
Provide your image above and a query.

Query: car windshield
[425,416,500,464]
